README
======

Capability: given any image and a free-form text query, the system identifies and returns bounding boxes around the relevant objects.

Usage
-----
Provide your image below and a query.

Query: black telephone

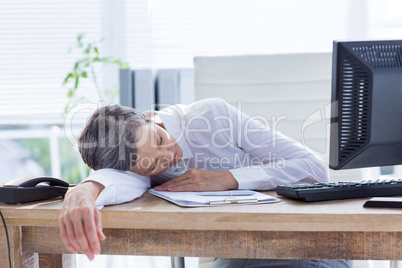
[0,177,72,204]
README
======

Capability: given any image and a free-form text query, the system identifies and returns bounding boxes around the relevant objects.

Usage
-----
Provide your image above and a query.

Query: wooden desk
[0,191,401,268]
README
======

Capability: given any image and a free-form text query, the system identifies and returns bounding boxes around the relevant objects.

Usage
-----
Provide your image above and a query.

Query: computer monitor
[329,40,402,170]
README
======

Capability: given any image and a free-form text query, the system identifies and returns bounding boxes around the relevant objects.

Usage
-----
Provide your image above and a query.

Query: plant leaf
[67,89,74,97]
[96,57,110,63]
[63,73,74,84]
[77,33,85,48]
[81,71,88,78]
[74,76,79,89]
[111,60,124,67]
[84,43,92,55]
[77,33,85,42]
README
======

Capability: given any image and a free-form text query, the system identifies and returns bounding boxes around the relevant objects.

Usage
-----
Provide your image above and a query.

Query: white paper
[148,189,280,207]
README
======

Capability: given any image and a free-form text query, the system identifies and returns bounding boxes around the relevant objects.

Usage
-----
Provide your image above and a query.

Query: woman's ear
[143,110,155,119]
[143,111,165,129]
[155,122,165,129]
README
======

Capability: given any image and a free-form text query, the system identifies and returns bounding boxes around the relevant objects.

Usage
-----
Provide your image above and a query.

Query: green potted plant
[62,33,129,113]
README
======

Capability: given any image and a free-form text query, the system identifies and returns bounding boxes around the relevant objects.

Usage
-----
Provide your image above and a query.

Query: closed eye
[158,136,163,148]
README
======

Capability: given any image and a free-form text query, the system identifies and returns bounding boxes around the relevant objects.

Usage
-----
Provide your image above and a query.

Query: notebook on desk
[148,189,281,207]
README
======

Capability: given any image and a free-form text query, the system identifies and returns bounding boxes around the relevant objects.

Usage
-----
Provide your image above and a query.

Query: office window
[2,0,401,123]
[368,0,402,37]
[0,0,105,182]
[0,0,104,125]
[125,0,402,69]
[125,0,350,68]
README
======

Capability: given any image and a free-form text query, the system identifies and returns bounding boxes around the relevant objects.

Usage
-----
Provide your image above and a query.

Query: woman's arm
[59,181,105,260]
[156,98,328,192]
[224,100,330,190]
[59,169,150,259]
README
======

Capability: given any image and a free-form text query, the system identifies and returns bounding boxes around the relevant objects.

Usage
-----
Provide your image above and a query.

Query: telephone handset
[4,176,70,188]
[0,176,73,204]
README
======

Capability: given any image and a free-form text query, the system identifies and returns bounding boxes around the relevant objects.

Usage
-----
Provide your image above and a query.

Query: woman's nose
[158,147,174,162]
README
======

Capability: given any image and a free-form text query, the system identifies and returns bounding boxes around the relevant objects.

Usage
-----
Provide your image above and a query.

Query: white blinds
[125,0,350,69]
[1,0,402,125]
[125,0,402,69]
[0,0,103,125]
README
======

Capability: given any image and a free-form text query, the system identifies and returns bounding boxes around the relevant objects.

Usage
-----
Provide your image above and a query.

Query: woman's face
[129,122,183,176]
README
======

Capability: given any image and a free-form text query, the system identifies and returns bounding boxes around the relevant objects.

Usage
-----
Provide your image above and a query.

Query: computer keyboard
[274,178,402,202]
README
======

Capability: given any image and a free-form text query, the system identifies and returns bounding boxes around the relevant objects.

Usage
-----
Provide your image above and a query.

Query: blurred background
[0,1,401,266]
[1,0,401,184]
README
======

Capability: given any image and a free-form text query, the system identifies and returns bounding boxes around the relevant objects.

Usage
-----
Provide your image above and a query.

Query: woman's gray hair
[78,104,151,171]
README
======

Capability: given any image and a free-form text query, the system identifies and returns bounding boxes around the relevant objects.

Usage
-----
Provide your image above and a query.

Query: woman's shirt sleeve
[215,99,330,190]
[81,168,151,206]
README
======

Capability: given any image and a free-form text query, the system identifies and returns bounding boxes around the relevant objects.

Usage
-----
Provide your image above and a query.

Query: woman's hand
[155,169,238,192]
[59,181,105,260]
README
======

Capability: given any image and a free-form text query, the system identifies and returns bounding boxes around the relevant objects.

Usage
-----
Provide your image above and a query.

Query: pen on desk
[197,191,255,196]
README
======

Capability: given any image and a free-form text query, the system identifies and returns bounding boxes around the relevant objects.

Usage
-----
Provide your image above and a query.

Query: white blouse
[83,98,329,206]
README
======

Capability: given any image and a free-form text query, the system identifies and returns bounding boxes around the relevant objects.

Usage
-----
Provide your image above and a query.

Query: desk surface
[1,191,402,264]
[1,191,401,231]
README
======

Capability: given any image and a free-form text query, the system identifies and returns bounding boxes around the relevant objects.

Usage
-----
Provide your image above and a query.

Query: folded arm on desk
[82,168,151,207]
